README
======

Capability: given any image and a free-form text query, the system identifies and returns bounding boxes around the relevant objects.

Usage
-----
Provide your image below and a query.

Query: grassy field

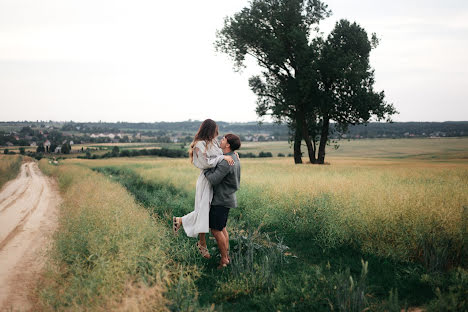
[3,137,467,161]
[240,137,468,160]
[35,138,468,311]
[37,159,209,311]
[76,137,468,161]
[75,137,468,160]
[0,142,183,158]
[76,157,467,262]
[0,154,23,189]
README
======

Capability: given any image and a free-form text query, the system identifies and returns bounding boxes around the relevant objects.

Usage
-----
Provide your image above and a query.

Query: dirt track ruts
[0,162,59,311]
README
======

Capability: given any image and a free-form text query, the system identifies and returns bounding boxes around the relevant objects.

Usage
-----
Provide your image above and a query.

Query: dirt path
[0,162,60,311]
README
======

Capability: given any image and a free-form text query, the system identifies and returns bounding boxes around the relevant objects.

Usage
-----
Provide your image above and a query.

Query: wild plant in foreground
[332,260,369,312]
[214,227,288,301]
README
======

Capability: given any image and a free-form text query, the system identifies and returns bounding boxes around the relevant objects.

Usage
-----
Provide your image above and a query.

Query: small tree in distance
[112,146,120,156]
[61,143,71,154]
[36,144,45,153]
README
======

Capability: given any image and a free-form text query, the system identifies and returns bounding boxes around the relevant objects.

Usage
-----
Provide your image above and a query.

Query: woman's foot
[217,258,230,270]
[196,241,211,259]
[172,217,182,236]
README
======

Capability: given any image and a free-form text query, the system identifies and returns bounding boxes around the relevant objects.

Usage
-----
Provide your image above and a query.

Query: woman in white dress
[172,119,234,258]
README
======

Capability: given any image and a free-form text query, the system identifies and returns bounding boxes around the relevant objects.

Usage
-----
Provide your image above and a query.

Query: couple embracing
[172,119,241,269]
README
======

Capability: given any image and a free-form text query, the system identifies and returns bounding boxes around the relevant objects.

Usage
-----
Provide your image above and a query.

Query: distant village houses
[90,133,123,139]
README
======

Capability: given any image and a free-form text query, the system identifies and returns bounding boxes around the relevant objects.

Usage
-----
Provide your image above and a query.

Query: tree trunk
[296,104,316,164]
[293,112,303,164]
[317,115,329,164]
[312,139,316,160]
[302,120,316,164]
[293,128,302,164]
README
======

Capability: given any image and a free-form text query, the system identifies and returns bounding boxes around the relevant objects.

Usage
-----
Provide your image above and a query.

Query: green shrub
[258,151,273,157]
[238,152,257,158]
[427,268,467,312]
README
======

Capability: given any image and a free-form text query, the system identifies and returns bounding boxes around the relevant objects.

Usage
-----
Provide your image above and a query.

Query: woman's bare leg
[198,233,207,247]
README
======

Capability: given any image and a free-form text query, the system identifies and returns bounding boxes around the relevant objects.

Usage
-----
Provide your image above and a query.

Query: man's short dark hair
[225,133,241,151]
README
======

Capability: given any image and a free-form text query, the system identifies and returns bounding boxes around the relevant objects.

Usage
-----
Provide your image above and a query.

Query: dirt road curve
[0,162,59,311]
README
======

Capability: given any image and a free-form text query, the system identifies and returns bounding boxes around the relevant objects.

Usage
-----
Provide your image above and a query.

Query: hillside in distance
[0,121,467,148]
[57,120,468,138]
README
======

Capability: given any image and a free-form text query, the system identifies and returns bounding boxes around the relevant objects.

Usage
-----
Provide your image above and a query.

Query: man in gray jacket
[204,133,241,269]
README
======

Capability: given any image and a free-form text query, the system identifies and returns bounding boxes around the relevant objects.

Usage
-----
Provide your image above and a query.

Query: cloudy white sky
[0,0,467,122]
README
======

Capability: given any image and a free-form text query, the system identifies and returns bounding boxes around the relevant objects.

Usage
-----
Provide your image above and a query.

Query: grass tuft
[0,154,23,188]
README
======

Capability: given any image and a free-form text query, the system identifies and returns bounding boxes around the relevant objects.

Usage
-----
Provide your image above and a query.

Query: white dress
[181,140,224,238]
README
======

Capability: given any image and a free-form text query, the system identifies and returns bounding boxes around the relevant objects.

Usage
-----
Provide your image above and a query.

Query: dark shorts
[209,205,230,231]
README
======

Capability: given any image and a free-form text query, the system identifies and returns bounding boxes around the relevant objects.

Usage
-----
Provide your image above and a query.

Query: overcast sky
[0,0,467,123]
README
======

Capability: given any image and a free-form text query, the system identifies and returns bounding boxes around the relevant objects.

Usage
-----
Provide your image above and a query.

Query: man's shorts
[209,205,230,231]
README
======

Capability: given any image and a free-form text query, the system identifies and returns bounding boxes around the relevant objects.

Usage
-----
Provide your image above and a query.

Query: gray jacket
[204,151,240,208]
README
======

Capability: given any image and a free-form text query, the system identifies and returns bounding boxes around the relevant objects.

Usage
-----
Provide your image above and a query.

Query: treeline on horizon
[1,120,467,140]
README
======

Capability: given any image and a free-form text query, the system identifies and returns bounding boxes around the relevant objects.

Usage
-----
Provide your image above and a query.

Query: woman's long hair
[189,119,218,162]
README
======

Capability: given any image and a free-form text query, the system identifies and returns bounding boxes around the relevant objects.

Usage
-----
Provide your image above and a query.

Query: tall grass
[0,154,23,189]
[36,159,206,311]
[90,166,376,310]
[53,155,467,310]
[76,157,467,268]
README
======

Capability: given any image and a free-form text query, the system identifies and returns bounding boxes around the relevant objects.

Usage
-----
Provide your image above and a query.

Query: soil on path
[0,162,59,311]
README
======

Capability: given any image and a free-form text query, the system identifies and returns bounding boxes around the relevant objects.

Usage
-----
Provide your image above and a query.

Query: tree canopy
[216,0,396,164]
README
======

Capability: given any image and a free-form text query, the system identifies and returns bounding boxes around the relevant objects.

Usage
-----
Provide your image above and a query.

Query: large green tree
[216,0,396,164]
[216,0,329,164]
[314,20,396,163]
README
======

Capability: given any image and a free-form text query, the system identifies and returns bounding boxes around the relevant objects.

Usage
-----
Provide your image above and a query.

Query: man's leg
[222,227,229,258]
[211,229,229,264]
